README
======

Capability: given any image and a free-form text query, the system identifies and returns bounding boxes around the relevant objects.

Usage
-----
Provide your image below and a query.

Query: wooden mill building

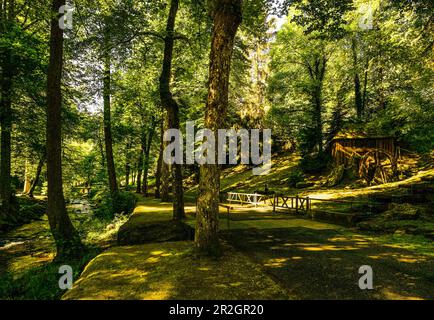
[331,134,398,166]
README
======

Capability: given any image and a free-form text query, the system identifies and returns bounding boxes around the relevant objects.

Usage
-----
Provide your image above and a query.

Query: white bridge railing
[226,192,269,207]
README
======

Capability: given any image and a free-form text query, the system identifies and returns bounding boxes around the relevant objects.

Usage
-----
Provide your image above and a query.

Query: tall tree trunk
[314,84,323,154]
[195,0,242,255]
[97,127,105,166]
[307,55,326,154]
[28,152,46,198]
[136,147,143,194]
[142,120,155,196]
[155,119,164,198]
[159,0,184,219]
[102,36,118,195]
[167,108,184,219]
[132,168,136,185]
[125,162,130,188]
[46,0,83,261]
[352,38,363,120]
[160,159,170,202]
[0,48,13,221]
[362,57,369,112]
[125,142,131,189]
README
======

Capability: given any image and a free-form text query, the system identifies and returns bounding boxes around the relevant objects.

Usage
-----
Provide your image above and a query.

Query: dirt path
[223,227,434,300]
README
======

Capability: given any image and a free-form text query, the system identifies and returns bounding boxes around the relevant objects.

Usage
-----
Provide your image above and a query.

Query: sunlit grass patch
[62,241,290,300]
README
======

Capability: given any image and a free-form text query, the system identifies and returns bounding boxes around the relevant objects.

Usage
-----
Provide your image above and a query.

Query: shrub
[300,153,331,174]
[93,190,136,219]
[0,250,100,300]
[113,191,136,216]
[288,169,305,187]
[19,203,47,221]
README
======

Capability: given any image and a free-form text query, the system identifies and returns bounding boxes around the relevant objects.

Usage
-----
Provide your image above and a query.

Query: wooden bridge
[272,194,311,214]
[226,192,270,207]
[224,192,310,214]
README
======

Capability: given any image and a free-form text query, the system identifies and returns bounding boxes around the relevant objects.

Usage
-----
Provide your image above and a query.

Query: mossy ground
[1,154,433,300]
[65,196,433,300]
[0,202,128,299]
[62,241,289,300]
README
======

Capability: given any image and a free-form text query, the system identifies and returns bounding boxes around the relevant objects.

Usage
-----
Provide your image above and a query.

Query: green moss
[0,250,100,300]
[62,241,290,300]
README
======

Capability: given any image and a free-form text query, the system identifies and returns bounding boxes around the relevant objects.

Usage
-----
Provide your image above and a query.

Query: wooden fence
[226,192,270,207]
[272,195,311,214]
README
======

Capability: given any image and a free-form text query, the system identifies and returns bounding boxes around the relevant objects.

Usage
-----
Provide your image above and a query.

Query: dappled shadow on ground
[62,241,290,300]
[223,227,434,300]
[0,218,55,275]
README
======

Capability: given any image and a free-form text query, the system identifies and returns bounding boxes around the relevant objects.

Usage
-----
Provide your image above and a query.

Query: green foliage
[93,190,136,219]
[19,203,46,221]
[267,0,434,156]
[287,169,305,187]
[300,153,331,174]
[0,250,100,300]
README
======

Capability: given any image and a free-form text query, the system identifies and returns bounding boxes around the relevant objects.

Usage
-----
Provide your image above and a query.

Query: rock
[295,182,314,189]
[384,203,420,221]
[325,165,345,187]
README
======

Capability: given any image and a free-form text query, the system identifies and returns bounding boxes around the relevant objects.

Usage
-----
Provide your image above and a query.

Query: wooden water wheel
[359,150,398,185]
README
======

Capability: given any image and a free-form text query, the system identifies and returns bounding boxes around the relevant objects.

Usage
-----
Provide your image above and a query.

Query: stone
[384,203,420,221]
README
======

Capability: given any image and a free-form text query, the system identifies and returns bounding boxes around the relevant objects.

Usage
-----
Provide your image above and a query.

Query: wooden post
[306,196,310,216]
[273,195,276,213]
[227,207,230,230]
[296,195,299,214]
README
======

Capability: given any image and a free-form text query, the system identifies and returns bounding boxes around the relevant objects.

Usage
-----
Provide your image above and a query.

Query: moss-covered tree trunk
[195,0,242,255]
[159,0,185,219]
[46,0,84,261]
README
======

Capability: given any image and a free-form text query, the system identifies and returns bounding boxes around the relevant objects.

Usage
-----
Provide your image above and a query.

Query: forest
[0,0,433,301]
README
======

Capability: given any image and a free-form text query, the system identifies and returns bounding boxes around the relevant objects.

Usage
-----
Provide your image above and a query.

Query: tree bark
[125,162,130,189]
[125,142,131,189]
[46,0,83,261]
[103,34,118,195]
[195,0,242,255]
[159,0,184,219]
[0,47,13,221]
[160,158,170,202]
[352,38,363,119]
[307,55,327,154]
[142,119,155,196]
[136,147,143,194]
[362,57,369,112]
[132,168,136,185]
[155,119,164,198]
[28,152,46,198]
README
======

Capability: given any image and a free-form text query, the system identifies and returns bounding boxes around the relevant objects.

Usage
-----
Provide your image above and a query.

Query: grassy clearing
[62,241,290,300]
